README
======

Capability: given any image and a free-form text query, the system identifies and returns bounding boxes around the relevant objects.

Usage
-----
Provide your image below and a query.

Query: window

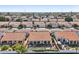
[13,41,16,44]
[77,41,79,44]
[70,41,72,44]
[74,41,76,44]
[58,39,60,41]
[18,41,22,43]
[44,41,47,44]
[2,41,7,44]
[34,41,36,44]
[40,41,43,44]
[8,41,12,44]
[48,41,50,44]
[63,39,65,42]
[30,41,32,44]
[37,41,40,44]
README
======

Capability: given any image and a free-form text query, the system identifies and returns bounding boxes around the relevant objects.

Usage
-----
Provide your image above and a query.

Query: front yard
[28,47,58,52]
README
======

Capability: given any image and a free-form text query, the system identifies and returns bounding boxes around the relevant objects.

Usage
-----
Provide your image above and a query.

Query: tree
[16,19,22,22]
[12,44,27,54]
[17,24,23,29]
[65,16,73,22]
[51,32,56,39]
[0,16,5,21]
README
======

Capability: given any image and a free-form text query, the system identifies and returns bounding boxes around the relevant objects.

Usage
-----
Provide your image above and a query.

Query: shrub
[16,19,22,22]
[12,44,27,54]
[1,45,10,51]
[17,24,23,29]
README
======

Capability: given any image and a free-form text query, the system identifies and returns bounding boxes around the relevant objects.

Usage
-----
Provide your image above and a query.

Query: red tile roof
[28,31,51,41]
[1,32,26,41]
[76,15,79,19]
[55,31,79,41]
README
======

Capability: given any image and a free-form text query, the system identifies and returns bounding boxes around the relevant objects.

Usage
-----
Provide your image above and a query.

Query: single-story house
[70,22,79,26]
[16,28,32,32]
[74,15,79,22]
[57,18,65,22]
[4,16,12,21]
[9,22,21,28]
[46,22,58,28]
[48,18,57,22]
[34,22,45,28]
[58,22,72,28]
[22,22,33,28]
[50,28,63,32]
[0,32,26,45]
[0,22,9,28]
[48,15,54,19]
[32,18,40,21]
[40,18,48,22]
[27,31,52,47]
[55,31,79,46]
[35,28,49,32]
[0,28,8,32]
[0,32,3,40]
[20,16,28,21]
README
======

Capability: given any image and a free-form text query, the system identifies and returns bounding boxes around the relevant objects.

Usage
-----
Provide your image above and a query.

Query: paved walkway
[53,38,60,50]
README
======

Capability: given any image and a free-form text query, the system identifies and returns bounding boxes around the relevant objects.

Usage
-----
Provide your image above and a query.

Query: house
[0,28,8,32]
[20,15,33,21]
[71,15,77,22]
[35,28,49,32]
[70,22,79,26]
[22,22,33,28]
[55,31,79,46]
[58,22,72,28]
[76,15,79,21]
[0,22,9,28]
[56,16,63,19]
[50,28,63,32]
[40,18,48,22]
[49,18,57,22]
[16,28,32,32]
[32,18,40,21]
[20,16,28,21]
[11,16,20,21]
[20,16,26,19]
[48,15,54,19]
[0,32,3,39]
[0,32,26,45]
[27,31,52,47]
[4,16,12,21]
[34,22,45,28]
[57,18,65,22]
[9,22,21,28]
[46,22,58,28]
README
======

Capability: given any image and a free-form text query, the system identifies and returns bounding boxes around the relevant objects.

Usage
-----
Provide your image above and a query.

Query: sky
[0,5,79,12]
